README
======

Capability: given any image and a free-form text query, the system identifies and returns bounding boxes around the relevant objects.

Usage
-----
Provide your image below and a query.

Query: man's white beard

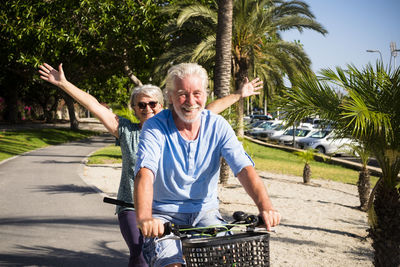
[173,103,203,124]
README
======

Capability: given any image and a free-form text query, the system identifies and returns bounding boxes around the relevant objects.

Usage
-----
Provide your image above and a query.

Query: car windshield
[249,121,264,128]
[283,129,294,135]
[310,130,331,139]
[256,121,272,129]
[296,129,311,137]
[283,129,310,137]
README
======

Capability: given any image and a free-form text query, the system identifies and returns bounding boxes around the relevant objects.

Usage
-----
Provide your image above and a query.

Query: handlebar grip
[257,215,265,226]
[103,197,134,208]
[163,222,172,236]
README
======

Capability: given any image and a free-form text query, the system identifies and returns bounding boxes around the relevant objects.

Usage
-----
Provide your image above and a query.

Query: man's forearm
[134,168,154,221]
[237,166,274,212]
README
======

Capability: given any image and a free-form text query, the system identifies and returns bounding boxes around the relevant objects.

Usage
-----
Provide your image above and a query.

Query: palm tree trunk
[357,166,371,211]
[369,180,400,266]
[214,0,233,185]
[237,97,244,137]
[214,0,232,98]
[303,163,311,184]
[233,58,249,138]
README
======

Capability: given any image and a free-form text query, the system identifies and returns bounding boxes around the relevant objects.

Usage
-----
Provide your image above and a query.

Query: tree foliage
[154,0,327,136]
[278,62,400,265]
[0,0,169,123]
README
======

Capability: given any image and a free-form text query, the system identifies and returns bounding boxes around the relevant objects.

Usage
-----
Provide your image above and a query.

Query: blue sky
[281,0,400,73]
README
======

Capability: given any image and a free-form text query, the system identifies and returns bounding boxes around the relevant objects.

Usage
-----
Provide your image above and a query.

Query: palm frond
[177,4,217,28]
[191,35,216,62]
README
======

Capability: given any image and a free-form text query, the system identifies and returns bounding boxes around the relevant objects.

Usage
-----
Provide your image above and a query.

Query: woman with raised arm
[39,63,262,267]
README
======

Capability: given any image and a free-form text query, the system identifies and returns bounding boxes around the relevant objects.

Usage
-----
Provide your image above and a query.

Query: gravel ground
[82,164,374,267]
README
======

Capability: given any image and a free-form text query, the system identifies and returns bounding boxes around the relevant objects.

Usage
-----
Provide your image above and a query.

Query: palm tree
[215,0,233,185]
[347,143,371,211]
[278,63,400,266]
[294,148,317,184]
[156,0,327,137]
[214,0,233,99]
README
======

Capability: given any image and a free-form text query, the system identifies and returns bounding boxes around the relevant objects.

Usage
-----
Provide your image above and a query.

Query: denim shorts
[143,209,226,267]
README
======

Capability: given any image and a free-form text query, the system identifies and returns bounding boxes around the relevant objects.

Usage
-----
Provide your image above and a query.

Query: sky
[281,0,400,73]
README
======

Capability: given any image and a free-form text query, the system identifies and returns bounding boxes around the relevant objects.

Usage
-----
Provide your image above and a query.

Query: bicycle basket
[182,232,269,267]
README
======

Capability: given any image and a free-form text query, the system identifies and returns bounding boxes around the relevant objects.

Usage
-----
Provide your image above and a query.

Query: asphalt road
[0,134,129,266]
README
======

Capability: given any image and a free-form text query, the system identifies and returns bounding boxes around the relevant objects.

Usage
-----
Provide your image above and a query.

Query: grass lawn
[0,128,98,162]
[86,138,379,186]
[244,140,378,186]
[86,145,122,164]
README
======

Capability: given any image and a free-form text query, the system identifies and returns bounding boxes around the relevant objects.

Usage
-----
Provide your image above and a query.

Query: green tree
[155,0,327,136]
[278,63,400,266]
[0,1,168,128]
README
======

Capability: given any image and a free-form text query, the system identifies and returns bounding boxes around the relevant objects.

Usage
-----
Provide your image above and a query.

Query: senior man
[134,63,280,267]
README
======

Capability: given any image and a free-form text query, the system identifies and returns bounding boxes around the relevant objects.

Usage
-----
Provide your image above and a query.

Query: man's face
[170,74,207,124]
[133,94,163,125]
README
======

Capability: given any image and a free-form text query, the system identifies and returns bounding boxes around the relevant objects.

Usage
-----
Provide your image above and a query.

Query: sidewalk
[0,133,128,266]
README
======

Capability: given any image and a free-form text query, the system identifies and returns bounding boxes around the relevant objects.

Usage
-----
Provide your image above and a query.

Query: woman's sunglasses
[137,101,158,109]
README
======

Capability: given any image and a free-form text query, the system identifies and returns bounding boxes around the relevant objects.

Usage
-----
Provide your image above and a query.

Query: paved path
[0,133,128,266]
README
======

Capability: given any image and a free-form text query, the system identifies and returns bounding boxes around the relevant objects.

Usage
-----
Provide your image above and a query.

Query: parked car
[256,124,287,141]
[270,128,315,146]
[300,118,333,130]
[246,120,265,128]
[249,114,273,123]
[246,120,282,137]
[296,130,354,155]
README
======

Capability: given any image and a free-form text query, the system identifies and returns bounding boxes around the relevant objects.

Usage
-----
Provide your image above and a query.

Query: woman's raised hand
[39,63,66,87]
[238,77,263,98]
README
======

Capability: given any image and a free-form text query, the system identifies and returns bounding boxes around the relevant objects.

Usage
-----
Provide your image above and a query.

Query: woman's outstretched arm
[39,63,119,137]
[206,77,263,114]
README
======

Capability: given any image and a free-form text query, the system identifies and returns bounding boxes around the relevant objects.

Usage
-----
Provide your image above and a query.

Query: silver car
[246,120,282,138]
[270,128,315,146]
[256,124,287,141]
[296,130,354,155]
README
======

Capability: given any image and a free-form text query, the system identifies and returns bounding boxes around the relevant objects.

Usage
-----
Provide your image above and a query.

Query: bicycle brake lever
[156,233,181,243]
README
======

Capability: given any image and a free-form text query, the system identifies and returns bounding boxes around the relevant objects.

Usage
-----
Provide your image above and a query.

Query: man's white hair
[164,63,209,104]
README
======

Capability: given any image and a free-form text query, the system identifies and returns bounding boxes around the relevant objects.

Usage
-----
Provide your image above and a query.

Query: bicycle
[103,197,270,266]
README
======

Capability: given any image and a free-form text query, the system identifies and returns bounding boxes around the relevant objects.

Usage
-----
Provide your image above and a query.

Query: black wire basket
[182,232,270,267]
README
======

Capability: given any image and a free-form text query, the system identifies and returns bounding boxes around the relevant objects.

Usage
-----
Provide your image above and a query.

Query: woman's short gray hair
[165,63,209,104]
[129,84,164,109]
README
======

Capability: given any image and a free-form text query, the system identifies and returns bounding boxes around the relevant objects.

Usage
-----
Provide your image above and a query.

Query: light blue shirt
[134,109,254,213]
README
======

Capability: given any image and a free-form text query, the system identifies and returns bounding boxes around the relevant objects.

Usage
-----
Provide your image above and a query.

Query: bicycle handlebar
[103,197,134,208]
[103,197,265,237]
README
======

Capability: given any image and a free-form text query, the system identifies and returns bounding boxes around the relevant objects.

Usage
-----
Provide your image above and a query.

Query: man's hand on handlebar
[138,218,165,238]
[260,209,281,231]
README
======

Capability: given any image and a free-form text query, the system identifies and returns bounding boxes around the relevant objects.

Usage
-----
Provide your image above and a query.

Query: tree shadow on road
[32,184,98,195]
[0,216,128,266]
[0,241,128,267]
